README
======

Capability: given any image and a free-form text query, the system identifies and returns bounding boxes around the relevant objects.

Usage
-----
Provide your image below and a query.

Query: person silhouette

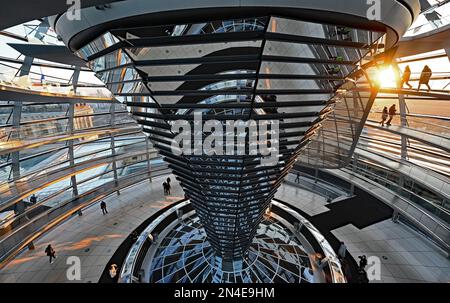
[45,244,57,264]
[418,65,432,91]
[386,104,397,126]
[400,66,413,89]
[380,106,388,126]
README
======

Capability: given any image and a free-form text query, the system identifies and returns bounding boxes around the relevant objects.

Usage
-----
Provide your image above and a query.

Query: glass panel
[76,32,121,60]
[264,40,367,62]
[20,149,69,175]
[404,1,450,37]
[20,103,70,122]
[268,17,384,44]
[97,66,140,84]
[127,41,262,61]
[114,17,266,39]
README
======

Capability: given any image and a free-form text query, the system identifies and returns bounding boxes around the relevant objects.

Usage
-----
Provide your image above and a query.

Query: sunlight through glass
[376,66,398,88]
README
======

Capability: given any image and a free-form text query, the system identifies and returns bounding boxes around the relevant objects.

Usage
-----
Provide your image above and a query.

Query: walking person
[45,244,57,264]
[357,255,369,283]
[418,65,432,91]
[30,194,37,204]
[400,65,413,89]
[386,104,396,126]
[379,106,388,126]
[100,201,108,215]
[358,255,368,271]
[109,264,118,279]
[295,172,301,183]
[166,177,171,195]
[163,182,168,195]
[391,209,400,223]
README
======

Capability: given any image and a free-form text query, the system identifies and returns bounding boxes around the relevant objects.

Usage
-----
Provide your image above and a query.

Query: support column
[146,136,152,183]
[68,68,82,215]
[110,102,120,195]
[396,64,408,162]
[16,22,51,248]
[12,56,34,215]
[398,94,408,197]
[350,154,358,195]
[395,64,408,196]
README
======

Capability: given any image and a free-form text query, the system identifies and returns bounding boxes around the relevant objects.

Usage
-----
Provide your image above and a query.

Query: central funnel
[69,10,400,261]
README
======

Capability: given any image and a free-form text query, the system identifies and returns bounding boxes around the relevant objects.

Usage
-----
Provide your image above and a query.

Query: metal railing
[0,164,171,267]
[325,167,450,255]
[345,161,450,222]
[119,199,347,283]
[271,201,347,283]
[119,200,191,283]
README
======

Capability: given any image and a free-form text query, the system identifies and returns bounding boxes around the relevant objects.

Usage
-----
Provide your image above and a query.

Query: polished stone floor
[332,220,449,283]
[0,174,184,283]
[275,174,331,216]
[0,173,448,283]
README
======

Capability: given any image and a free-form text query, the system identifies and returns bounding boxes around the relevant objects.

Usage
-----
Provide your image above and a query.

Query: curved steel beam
[52,0,420,51]
[0,126,139,156]
[365,120,450,153]
[397,24,450,58]
[0,168,171,269]
[0,84,115,104]
[0,150,149,212]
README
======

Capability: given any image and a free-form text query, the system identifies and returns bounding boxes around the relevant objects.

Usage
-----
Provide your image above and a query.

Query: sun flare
[376,66,398,88]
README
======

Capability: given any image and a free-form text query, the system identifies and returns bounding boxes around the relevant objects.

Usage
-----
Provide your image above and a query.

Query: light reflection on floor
[5,234,124,268]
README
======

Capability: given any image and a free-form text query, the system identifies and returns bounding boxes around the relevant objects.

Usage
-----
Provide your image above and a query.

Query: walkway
[0,84,114,104]
[356,87,450,99]
[354,147,450,200]
[365,121,450,153]
[0,174,183,283]
[278,176,450,283]
[332,220,450,283]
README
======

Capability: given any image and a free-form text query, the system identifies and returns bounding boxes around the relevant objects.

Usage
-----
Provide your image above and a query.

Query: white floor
[277,175,450,283]
[332,220,450,283]
[275,175,331,216]
[0,174,184,283]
